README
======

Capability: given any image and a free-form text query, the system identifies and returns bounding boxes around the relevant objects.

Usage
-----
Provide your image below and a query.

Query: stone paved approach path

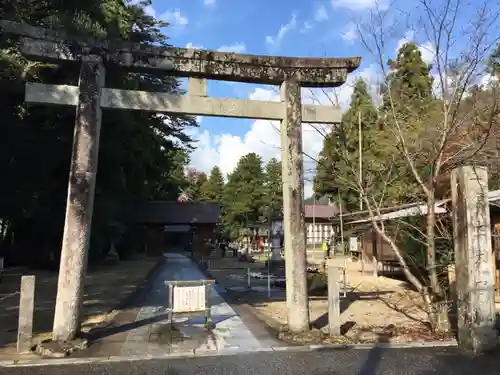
[119,253,266,356]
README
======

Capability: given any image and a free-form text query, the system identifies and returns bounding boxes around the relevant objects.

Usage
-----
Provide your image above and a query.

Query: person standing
[322,239,329,260]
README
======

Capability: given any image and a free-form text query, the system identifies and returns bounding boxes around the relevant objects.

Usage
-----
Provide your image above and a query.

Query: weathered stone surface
[52,56,105,342]
[35,338,88,358]
[280,78,310,332]
[451,165,496,354]
[17,275,35,353]
[19,37,355,87]
[25,82,343,123]
[327,263,341,336]
[0,21,360,72]
[0,19,361,87]
[188,77,207,96]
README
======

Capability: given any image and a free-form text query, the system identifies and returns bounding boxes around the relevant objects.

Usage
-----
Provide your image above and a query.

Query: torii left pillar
[52,56,105,341]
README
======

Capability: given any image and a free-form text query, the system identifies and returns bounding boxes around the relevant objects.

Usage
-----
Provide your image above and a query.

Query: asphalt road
[2,347,500,375]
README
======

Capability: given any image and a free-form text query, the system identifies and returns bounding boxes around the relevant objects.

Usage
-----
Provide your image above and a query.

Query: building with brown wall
[132,201,221,259]
[340,191,500,293]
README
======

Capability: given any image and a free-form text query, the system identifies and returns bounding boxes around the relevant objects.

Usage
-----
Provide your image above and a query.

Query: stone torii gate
[1,20,361,341]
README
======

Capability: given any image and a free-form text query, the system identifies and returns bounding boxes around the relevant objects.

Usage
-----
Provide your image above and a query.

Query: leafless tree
[310,0,500,332]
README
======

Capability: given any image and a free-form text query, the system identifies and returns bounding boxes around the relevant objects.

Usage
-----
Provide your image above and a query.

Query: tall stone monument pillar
[451,165,496,354]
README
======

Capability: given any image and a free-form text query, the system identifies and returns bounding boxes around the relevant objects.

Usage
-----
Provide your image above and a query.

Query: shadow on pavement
[356,332,391,375]
[413,346,500,375]
[311,334,500,375]
[84,313,170,341]
[0,256,165,349]
[80,257,170,344]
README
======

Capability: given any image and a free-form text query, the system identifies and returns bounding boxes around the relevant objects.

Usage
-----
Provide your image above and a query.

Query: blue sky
[139,0,497,197]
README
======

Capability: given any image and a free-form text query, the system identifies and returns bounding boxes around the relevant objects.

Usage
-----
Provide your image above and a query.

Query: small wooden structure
[164,279,215,330]
[132,201,221,258]
[338,190,500,292]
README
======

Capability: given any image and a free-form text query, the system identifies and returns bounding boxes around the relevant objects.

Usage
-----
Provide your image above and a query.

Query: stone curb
[0,340,458,367]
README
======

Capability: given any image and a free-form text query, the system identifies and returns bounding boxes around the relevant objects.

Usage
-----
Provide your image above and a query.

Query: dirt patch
[205,255,454,345]
[0,256,160,353]
[277,323,452,346]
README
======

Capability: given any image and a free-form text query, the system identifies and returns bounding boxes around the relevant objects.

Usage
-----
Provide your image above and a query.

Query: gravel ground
[207,255,451,344]
[0,257,161,355]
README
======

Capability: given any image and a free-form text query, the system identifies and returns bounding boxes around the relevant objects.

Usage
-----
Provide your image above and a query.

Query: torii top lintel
[1,20,361,88]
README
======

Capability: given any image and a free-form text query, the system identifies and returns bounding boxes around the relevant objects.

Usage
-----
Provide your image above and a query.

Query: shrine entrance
[0,19,361,339]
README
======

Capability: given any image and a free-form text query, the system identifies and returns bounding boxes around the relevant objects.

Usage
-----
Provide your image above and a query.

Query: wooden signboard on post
[164,280,215,330]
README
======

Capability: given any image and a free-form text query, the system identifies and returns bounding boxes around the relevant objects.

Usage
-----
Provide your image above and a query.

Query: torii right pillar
[280,77,310,332]
[451,165,496,354]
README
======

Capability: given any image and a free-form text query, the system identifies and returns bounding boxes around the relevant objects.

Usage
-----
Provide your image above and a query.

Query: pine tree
[314,78,378,211]
[263,158,282,218]
[222,153,265,237]
[199,166,225,202]
[379,41,437,203]
[184,168,207,201]
[382,42,434,118]
[381,41,448,322]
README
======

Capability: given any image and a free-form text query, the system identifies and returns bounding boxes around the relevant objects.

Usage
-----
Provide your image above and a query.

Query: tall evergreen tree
[199,166,225,202]
[263,158,282,218]
[184,168,207,201]
[222,153,265,237]
[314,78,378,211]
[0,0,196,264]
[380,41,437,202]
[383,42,434,116]
[379,41,449,328]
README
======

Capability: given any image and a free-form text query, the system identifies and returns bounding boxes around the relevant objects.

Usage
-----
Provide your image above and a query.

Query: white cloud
[395,30,414,53]
[188,64,382,197]
[342,22,358,41]
[185,42,204,49]
[419,41,436,65]
[314,5,329,22]
[188,121,325,198]
[478,73,498,88]
[249,88,278,101]
[160,9,188,27]
[395,31,435,65]
[331,0,388,10]
[265,13,298,48]
[204,0,216,6]
[300,21,313,33]
[144,5,156,17]
[431,73,453,98]
[130,0,156,18]
[431,70,497,99]
[217,43,246,53]
[305,64,382,110]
